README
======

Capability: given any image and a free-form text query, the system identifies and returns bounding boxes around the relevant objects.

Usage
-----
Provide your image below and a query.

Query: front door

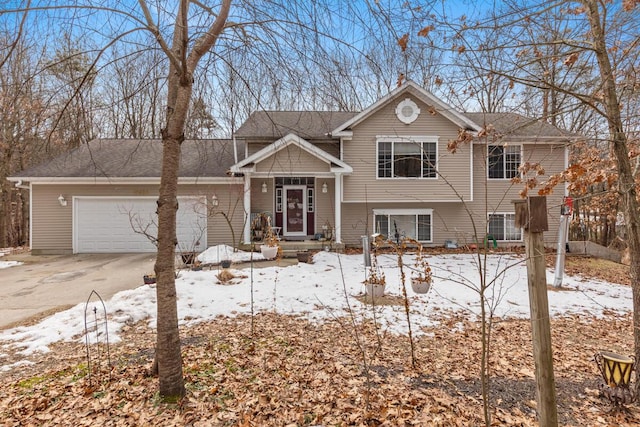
[284,186,306,237]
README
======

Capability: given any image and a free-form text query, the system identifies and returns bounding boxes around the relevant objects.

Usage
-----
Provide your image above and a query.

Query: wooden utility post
[514,196,558,427]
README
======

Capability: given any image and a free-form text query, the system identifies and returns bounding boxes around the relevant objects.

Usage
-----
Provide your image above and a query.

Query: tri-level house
[8,81,575,254]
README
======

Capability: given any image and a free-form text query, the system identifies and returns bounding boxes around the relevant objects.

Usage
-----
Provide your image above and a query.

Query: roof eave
[7,176,243,185]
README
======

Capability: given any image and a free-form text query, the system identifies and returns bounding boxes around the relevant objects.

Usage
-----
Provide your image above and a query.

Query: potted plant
[322,221,333,241]
[411,244,432,294]
[260,216,280,260]
[251,213,269,241]
[363,235,386,297]
[364,267,386,297]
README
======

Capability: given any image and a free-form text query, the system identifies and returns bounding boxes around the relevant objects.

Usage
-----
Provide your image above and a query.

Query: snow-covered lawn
[0,246,632,373]
[0,260,21,269]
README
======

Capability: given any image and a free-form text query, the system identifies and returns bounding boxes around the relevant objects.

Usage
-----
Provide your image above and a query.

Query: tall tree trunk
[584,0,640,384]
[148,0,231,400]
[153,0,192,401]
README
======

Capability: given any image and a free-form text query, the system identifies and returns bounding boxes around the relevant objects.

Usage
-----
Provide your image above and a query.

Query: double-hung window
[377,136,438,178]
[488,145,521,179]
[488,213,521,241]
[373,209,433,242]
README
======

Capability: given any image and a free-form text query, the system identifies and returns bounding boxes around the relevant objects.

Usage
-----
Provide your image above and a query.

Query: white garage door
[74,197,207,253]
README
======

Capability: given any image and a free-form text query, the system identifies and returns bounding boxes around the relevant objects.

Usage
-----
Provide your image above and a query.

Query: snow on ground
[0,246,632,372]
[0,261,21,269]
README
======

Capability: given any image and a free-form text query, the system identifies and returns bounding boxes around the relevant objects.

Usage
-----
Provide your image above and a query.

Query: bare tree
[438,0,640,389]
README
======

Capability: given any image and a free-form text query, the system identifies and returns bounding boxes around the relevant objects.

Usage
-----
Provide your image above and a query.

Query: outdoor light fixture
[261,182,267,193]
[57,194,67,207]
[322,182,328,193]
[211,194,219,207]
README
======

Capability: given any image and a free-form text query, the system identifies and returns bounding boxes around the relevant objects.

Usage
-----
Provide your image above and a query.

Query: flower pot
[365,282,385,298]
[596,351,634,387]
[181,252,196,265]
[411,278,432,294]
[220,260,232,269]
[261,245,278,260]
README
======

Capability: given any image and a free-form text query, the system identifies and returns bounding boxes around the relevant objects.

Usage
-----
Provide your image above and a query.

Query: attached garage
[73,196,207,253]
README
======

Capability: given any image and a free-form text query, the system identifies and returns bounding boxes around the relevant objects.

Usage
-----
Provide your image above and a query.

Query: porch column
[334,173,342,243]
[243,173,251,243]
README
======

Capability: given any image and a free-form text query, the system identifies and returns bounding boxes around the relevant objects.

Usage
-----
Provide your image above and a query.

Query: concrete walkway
[0,253,156,330]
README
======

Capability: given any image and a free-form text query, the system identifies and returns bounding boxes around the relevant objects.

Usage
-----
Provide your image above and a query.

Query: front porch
[239,238,346,257]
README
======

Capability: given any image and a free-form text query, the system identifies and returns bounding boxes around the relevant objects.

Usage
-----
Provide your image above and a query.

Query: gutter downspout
[232,136,238,164]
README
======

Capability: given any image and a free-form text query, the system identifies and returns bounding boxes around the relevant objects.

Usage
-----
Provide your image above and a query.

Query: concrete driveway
[0,253,156,330]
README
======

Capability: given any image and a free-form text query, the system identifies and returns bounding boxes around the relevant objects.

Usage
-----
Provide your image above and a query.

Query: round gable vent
[395,98,420,124]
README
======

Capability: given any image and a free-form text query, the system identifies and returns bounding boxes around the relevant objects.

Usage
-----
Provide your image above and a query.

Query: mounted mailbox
[513,196,548,232]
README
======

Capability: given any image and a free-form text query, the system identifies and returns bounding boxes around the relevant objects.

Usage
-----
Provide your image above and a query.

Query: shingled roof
[464,112,577,139]
[12,139,244,179]
[235,110,576,141]
[235,111,357,140]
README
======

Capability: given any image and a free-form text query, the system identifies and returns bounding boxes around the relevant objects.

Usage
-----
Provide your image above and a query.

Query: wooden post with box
[514,196,558,427]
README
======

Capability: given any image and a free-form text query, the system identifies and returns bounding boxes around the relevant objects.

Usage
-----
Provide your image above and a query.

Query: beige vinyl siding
[247,141,340,159]
[470,142,567,246]
[248,142,270,157]
[255,144,331,174]
[250,179,274,216]
[314,178,335,232]
[342,96,471,203]
[32,185,75,254]
[340,203,369,245]
[206,184,246,248]
[340,202,472,246]
[31,183,244,254]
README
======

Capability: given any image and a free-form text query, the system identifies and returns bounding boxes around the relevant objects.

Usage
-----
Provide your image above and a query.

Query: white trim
[372,208,434,243]
[395,98,421,124]
[335,173,342,243]
[331,81,482,136]
[29,182,33,249]
[8,177,242,185]
[243,174,251,243]
[487,143,522,180]
[230,133,353,174]
[373,208,434,215]
[376,135,439,180]
[487,212,523,242]
[469,144,474,202]
[343,198,467,203]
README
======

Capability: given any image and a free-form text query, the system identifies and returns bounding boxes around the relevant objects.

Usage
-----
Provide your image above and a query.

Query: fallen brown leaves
[546,255,630,286]
[0,311,638,426]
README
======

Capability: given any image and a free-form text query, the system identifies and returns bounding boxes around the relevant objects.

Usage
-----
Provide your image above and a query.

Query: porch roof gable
[230,133,353,174]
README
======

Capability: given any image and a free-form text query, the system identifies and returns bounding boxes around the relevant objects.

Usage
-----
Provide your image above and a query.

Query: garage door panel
[74,197,206,253]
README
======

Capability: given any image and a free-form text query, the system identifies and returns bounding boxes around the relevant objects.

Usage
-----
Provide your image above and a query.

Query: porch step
[239,240,344,254]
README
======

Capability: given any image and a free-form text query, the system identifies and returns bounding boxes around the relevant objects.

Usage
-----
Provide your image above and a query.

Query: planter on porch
[261,245,278,260]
